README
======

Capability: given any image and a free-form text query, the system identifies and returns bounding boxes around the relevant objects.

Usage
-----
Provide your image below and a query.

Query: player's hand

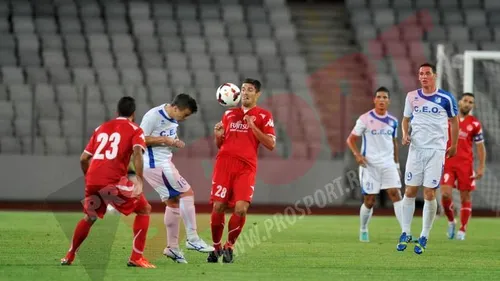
[446,145,457,158]
[471,166,485,180]
[214,122,224,137]
[243,115,256,128]
[402,134,411,145]
[355,154,368,167]
[172,139,185,148]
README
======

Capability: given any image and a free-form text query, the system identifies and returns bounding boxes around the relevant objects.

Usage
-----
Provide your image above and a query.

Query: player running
[440,93,486,240]
[60,96,156,268]
[397,63,459,254]
[207,78,276,263]
[346,87,403,242]
[140,93,214,264]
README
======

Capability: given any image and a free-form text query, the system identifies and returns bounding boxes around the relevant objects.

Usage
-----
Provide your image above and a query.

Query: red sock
[227,213,246,246]
[130,214,150,261]
[67,219,93,257]
[460,201,472,232]
[210,212,225,251]
[441,197,455,222]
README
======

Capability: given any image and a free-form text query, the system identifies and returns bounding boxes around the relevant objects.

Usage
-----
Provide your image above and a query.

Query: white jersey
[351,109,398,167]
[140,104,178,168]
[403,88,458,150]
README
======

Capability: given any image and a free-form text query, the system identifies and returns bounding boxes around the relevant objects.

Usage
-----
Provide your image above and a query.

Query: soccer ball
[216,83,241,107]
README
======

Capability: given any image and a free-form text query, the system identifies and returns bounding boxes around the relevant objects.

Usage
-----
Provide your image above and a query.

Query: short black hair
[242,78,261,92]
[460,92,475,100]
[375,86,390,98]
[171,93,198,113]
[117,96,136,117]
[419,63,437,73]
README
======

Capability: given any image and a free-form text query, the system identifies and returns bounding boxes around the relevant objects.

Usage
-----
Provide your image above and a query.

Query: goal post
[436,44,500,215]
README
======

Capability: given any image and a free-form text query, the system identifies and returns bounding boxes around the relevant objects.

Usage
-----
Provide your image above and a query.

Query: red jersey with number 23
[446,115,484,163]
[84,117,146,186]
[217,106,275,169]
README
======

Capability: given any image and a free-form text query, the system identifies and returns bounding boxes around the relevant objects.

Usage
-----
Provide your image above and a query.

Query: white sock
[359,204,373,232]
[402,196,416,234]
[393,200,403,230]
[164,206,181,249]
[420,199,437,238]
[180,196,199,241]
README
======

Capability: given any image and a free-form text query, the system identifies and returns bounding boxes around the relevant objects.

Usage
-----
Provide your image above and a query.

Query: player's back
[85,117,144,186]
[404,88,458,150]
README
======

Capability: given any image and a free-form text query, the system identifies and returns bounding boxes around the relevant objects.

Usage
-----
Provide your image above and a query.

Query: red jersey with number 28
[446,115,484,163]
[84,117,146,186]
[217,106,275,169]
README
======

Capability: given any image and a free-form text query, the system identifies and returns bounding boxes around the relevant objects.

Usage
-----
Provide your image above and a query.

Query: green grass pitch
[0,211,499,281]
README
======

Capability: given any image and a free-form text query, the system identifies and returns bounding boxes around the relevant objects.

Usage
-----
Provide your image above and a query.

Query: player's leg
[456,164,475,240]
[359,194,375,242]
[440,164,457,239]
[381,165,403,229]
[397,148,423,251]
[414,149,445,254]
[162,196,188,263]
[127,195,156,268]
[61,186,105,265]
[179,188,214,253]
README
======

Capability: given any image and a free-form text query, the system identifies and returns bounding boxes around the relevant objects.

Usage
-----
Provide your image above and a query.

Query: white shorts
[143,162,191,201]
[404,147,445,188]
[359,164,401,195]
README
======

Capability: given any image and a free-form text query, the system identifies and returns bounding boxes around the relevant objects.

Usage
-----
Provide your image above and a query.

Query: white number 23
[94,132,121,160]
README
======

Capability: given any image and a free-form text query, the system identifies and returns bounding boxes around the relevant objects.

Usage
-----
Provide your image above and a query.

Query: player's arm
[346,118,367,167]
[246,114,275,151]
[80,152,92,175]
[447,95,459,157]
[139,111,179,147]
[473,126,486,179]
[401,94,412,145]
[145,136,177,146]
[392,120,400,167]
[214,121,224,149]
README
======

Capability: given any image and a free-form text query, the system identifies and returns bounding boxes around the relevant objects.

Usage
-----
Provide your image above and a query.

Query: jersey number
[214,185,227,198]
[94,132,121,160]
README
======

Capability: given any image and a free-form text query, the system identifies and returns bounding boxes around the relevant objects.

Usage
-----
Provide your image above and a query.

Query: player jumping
[397,63,459,254]
[61,96,156,268]
[346,87,403,242]
[207,78,276,263]
[140,93,214,264]
[440,93,486,240]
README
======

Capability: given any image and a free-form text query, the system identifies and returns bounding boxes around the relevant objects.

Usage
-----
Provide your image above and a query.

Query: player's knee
[181,188,194,197]
[423,188,436,200]
[460,191,471,203]
[212,201,226,213]
[234,201,249,217]
[166,196,180,208]
[363,195,376,208]
[386,189,402,202]
[404,186,418,197]
[83,214,97,224]
[136,203,152,215]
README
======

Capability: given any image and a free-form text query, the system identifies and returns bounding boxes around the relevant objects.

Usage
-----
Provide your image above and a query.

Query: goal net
[436,44,500,215]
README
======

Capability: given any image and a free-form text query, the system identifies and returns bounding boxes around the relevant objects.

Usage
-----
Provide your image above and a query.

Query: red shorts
[210,156,255,208]
[84,176,149,218]
[440,160,475,191]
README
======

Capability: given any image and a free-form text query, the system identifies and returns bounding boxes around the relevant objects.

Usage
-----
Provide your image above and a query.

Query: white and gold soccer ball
[216,83,241,107]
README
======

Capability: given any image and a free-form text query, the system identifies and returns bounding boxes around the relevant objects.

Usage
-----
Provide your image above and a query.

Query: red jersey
[217,106,275,169]
[84,117,146,186]
[446,115,484,163]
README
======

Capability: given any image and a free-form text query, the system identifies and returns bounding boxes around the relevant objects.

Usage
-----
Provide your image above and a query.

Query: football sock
[392,200,403,229]
[67,219,93,255]
[130,214,150,261]
[402,195,416,234]
[460,201,472,232]
[164,206,181,249]
[210,211,225,251]
[441,197,455,222]
[227,213,246,246]
[179,196,199,241]
[359,204,373,232]
[420,199,437,238]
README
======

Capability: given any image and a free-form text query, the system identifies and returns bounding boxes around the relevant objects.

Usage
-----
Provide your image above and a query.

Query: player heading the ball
[397,63,459,255]
[208,78,276,263]
[61,96,156,268]
[346,87,403,243]
[440,93,486,241]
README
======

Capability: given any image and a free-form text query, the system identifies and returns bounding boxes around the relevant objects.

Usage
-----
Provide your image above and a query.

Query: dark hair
[172,93,198,113]
[375,86,390,98]
[242,78,261,92]
[117,96,136,117]
[419,63,437,73]
[460,92,475,100]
